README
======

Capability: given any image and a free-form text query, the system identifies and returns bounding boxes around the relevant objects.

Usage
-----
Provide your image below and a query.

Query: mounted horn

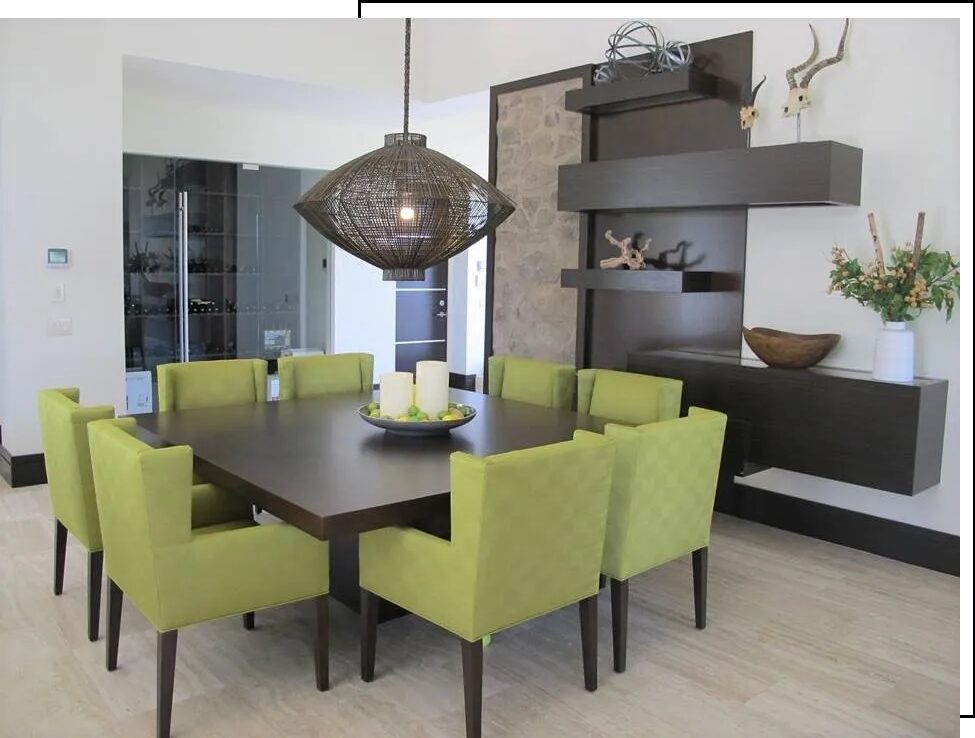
[739,75,767,130]
[783,19,850,117]
[784,25,819,90]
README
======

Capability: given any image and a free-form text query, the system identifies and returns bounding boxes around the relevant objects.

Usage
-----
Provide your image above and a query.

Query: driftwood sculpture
[782,19,850,118]
[739,75,767,130]
[600,230,649,270]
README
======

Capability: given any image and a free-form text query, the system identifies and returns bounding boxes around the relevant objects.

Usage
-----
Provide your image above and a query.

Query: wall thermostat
[46,248,70,267]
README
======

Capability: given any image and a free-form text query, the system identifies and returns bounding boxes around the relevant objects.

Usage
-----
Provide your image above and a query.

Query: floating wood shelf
[561,268,715,293]
[564,69,719,114]
[627,349,948,495]
[558,141,863,211]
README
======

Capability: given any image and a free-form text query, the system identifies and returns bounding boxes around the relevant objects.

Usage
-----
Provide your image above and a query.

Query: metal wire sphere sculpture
[593,20,694,85]
[295,133,515,281]
[294,19,516,281]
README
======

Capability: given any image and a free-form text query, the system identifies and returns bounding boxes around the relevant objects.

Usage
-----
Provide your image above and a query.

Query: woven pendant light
[294,19,516,281]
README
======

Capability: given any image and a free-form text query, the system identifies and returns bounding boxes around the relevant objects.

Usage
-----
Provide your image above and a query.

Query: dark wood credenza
[628,349,948,496]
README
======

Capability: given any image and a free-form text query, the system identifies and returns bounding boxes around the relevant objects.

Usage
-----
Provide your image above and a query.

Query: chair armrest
[154,522,328,631]
[190,483,254,529]
[360,525,472,636]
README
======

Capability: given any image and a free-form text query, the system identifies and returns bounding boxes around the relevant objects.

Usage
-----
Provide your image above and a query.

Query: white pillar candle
[379,372,414,417]
[415,360,450,417]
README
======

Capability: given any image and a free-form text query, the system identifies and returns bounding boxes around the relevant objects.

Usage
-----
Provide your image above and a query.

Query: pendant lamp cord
[403,18,411,136]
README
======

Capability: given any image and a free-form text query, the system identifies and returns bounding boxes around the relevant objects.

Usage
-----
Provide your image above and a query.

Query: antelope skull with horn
[739,75,767,130]
[783,18,850,117]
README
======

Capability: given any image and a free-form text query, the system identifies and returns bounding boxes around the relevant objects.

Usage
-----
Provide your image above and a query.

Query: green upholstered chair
[37,388,114,642]
[576,368,682,425]
[359,433,615,738]
[486,355,575,409]
[37,389,254,642]
[277,352,374,400]
[87,418,330,738]
[157,358,267,411]
[600,407,727,673]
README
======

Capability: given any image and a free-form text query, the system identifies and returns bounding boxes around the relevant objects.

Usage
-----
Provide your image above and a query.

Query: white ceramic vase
[872,321,914,382]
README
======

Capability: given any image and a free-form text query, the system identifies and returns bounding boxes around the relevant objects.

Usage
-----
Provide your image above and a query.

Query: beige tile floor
[0,475,960,737]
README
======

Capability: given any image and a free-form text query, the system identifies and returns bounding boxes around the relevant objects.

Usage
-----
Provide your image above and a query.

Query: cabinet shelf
[627,349,948,495]
[564,68,718,114]
[558,141,863,211]
[561,268,715,293]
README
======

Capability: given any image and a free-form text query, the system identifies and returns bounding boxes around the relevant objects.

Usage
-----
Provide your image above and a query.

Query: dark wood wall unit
[560,268,716,293]
[564,68,718,114]
[558,141,863,211]
[573,32,752,369]
[628,350,949,496]
[589,208,747,368]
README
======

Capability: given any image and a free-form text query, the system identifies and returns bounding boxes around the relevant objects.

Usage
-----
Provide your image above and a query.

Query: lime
[367,401,379,412]
[437,410,450,420]
[396,415,409,422]
[369,409,380,418]
[381,415,393,420]
[407,405,420,416]
[408,415,421,422]
[417,411,429,421]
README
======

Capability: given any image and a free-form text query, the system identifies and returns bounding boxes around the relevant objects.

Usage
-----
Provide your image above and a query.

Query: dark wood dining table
[135,388,611,616]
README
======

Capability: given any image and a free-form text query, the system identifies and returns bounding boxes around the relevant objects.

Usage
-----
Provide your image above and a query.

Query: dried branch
[867,212,886,275]
[912,212,926,272]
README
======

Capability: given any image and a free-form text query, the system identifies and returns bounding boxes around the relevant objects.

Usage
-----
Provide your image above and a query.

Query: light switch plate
[52,282,66,302]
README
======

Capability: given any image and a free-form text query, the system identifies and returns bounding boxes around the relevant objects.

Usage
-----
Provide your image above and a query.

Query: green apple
[367,401,379,412]
[407,405,420,417]
[369,409,380,418]
[417,411,429,421]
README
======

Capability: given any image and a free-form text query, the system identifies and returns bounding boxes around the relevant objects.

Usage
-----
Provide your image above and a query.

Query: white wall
[0,24,125,455]
[412,91,491,377]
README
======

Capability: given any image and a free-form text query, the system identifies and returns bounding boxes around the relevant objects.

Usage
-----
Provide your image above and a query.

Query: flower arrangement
[829,212,959,323]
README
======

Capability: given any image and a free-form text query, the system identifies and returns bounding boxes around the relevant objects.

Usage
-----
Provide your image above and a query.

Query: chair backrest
[486,355,575,409]
[577,368,682,425]
[37,388,115,551]
[157,359,267,411]
[88,418,193,623]
[277,353,373,400]
[601,407,727,581]
[449,431,614,636]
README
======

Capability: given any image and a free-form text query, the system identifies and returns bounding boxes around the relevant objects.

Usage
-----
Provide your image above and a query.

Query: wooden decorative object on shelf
[743,326,840,369]
[600,229,649,270]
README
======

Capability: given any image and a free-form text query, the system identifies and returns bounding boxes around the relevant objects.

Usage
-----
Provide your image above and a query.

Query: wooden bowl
[742,327,840,369]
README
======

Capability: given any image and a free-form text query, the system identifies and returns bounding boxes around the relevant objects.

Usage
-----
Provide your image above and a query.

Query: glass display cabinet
[122,154,329,377]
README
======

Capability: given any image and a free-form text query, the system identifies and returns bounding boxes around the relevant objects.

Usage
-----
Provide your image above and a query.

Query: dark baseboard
[0,445,47,488]
[449,373,477,391]
[720,483,959,576]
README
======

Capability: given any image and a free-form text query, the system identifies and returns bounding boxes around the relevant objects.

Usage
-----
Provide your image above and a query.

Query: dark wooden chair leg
[360,589,378,682]
[87,551,104,642]
[157,630,178,738]
[610,578,629,673]
[53,519,67,595]
[106,578,123,671]
[314,595,329,691]
[579,593,598,692]
[461,638,483,738]
[598,573,607,590]
[692,546,708,630]
[242,612,255,630]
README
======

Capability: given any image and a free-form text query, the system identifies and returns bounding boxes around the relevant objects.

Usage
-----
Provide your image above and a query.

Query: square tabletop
[135,389,611,540]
